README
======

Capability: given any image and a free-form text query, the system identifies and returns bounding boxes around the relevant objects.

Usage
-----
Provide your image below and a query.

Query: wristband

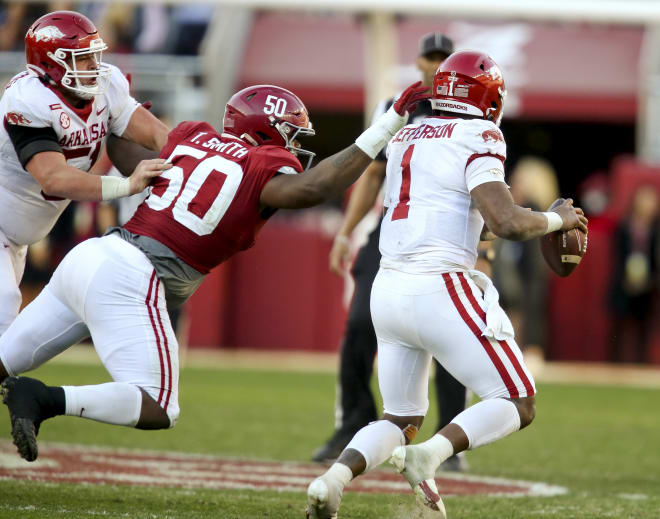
[355,106,409,159]
[101,175,131,201]
[542,211,563,233]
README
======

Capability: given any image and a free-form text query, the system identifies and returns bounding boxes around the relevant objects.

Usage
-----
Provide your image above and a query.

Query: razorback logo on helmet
[33,25,65,42]
[481,129,503,143]
[5,112,32,126]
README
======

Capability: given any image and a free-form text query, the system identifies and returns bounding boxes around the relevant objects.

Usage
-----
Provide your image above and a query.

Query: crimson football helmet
[431,50,506,126]
[223,85,316,168]
[25,11,111,99]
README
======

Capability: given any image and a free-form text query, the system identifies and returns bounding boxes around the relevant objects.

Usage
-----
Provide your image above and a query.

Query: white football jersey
[0,64,139,246]
[380,117,507,273]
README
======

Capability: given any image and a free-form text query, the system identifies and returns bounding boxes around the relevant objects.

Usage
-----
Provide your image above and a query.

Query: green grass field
[1,359,659,518]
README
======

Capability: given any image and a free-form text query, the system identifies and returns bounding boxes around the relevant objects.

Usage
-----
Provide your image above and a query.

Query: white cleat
[306,477,341,519]
[391,445,447,518]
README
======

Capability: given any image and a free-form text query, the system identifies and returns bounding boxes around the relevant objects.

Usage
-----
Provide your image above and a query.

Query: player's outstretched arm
[26,151,170,201]
[260,145,372,209]
[260,81,430,210]
[471,181,588,241]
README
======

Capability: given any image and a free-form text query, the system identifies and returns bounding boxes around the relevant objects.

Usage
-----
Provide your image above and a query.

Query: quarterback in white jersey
[307,51,588,519]
[0,11,170,334]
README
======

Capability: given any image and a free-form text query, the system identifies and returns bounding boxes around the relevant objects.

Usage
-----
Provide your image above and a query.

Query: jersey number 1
[145,144,243,236]
[392,144,414,221]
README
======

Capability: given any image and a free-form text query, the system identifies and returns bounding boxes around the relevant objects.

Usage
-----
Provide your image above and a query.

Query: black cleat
[1,376,56,462]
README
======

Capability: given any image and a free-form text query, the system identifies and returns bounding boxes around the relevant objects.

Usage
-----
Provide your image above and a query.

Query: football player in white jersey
[0,11,170,334]
[307,51,588,518]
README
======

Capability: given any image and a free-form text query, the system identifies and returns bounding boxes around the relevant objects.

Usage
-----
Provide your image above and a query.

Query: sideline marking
[0,441,567,497]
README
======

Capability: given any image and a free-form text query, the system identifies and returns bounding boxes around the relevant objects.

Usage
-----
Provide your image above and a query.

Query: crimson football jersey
[124,121,303,273]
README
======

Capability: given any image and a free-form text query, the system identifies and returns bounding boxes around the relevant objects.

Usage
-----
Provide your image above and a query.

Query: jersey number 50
[145,144,243,236]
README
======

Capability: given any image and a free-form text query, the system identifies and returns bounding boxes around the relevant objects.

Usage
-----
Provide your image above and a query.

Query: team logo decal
[33,26,65,42]
[59,112,70,129]
[481,129,503,143]
[5,112,31,126]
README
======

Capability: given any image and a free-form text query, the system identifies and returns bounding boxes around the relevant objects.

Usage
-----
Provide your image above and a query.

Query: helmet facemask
[273,117,316,169]
[48,37,111,99]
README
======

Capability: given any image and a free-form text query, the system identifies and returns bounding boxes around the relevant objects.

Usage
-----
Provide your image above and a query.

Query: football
[540,227,588,277]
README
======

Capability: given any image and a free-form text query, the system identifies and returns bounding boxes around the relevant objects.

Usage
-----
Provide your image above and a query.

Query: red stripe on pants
[145,270,166,406]
[153,278,172,411]
[457,272,487,324]
[442,273,518,398]
[456,273,534,397]
[498,340,535,396]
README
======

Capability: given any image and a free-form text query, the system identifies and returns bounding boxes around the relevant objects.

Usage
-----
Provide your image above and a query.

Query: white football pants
[0,228,27,335]
[0,234,180,424]
[371,268,535,417]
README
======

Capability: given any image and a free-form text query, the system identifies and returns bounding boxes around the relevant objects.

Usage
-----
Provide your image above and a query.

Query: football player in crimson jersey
[0,81,430,462]
[306,51,588,519]
[0,11,171,335]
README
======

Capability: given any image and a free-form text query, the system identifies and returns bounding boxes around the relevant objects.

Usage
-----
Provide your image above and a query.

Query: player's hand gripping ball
[540,199,588,277]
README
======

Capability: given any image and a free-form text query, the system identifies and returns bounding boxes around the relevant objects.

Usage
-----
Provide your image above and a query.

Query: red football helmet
[223,85,316,168]
[431,50,506,126]
[25,11,111,99]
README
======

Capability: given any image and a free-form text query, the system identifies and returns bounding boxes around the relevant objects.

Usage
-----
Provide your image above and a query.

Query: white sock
[415,433,454,468]
[345,419,405,472]
[63,383,142,427]
[451,398,521,449]
[322,462,353,489]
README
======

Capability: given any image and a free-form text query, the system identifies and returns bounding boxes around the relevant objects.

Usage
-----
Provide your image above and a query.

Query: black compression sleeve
[4,122,62,167]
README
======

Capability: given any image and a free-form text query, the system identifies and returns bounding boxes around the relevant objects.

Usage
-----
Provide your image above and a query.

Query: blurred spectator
[169,5,212,55]
[609,185,660,363]
[579,172,610,218]
[134,5,170,54]
[94,3,137,53]
[492,157,559,370]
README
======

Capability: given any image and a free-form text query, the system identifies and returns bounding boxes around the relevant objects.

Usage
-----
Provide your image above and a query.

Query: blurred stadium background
[2,0,658,366]
[1,1,660,518]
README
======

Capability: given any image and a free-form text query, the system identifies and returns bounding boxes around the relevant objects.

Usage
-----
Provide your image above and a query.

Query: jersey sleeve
[464,120,507,192]
[106,64,140,137]
[2,84,62,166]
[251,146,303,191]
[257,146,303,176]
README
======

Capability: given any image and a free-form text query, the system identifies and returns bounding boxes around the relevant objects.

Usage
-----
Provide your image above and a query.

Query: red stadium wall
[187,217,347,352]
